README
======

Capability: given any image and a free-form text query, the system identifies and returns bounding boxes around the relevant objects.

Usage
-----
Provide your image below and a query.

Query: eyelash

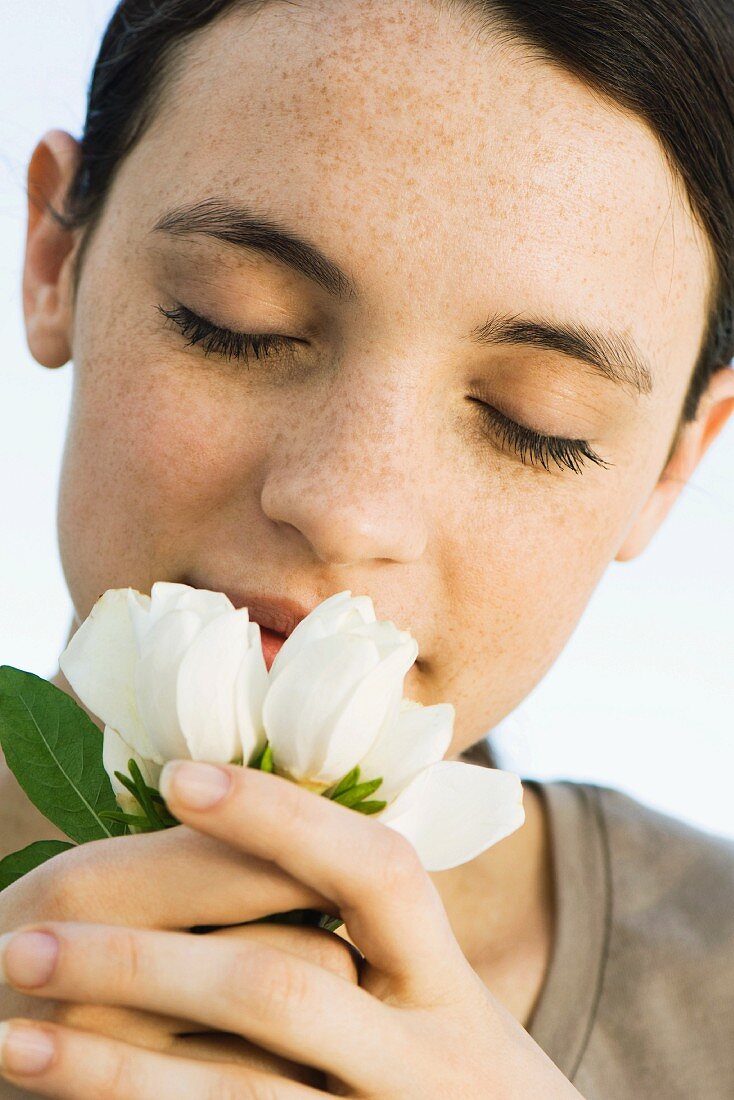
[159,302,612,476]
[470,400,612,476]
[158,303,294,362]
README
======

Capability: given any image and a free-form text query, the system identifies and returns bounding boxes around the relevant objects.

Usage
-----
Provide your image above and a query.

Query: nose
[260,373,429,567]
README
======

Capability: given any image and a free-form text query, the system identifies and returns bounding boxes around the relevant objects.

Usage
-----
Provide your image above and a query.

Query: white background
[2,1,732,838]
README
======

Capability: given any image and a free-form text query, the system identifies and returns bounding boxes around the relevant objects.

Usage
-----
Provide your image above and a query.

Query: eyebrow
[152,197,654,398]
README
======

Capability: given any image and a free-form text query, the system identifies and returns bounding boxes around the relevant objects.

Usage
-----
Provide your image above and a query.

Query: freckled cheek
[59,359,269,577]
[437,482,629,730]
[118,381,272,526]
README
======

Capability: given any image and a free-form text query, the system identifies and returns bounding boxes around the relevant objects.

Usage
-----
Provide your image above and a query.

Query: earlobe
[615,364,734,563]
[22,129,83,370]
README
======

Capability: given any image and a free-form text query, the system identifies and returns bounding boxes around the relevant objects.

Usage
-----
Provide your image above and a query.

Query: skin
[2,0,734,1093]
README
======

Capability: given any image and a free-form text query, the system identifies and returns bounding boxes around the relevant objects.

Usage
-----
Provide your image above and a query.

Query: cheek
[435,463,636,743]
[56,339,269,613]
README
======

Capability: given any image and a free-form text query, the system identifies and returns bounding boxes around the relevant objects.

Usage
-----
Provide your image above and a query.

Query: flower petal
[359,701,454,803]
[59,589,156,761]
[176,609,256,763]
[127,582,233,650]
[378,761,525,872]
[134,609,204,762]
[267,591,375,679]
[318,638,419,782]
[263,633,379,781]
[235,623,269,764]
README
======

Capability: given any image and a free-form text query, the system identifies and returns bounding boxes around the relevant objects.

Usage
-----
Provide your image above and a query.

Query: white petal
[150,582,234,627]
[317,641,418,782]
[378,761,525,872]
[59,589,156,761]
[176,609,253,763]
[359,702,454,803]
[234,631,269,764]
[267,590,355,679]
[134,609,203,762]
[263,634,379,781]
[102,725,161,811]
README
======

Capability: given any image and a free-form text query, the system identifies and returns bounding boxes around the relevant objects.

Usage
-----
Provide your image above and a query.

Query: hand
[0,762,583,1099]
[0,821,360,1093]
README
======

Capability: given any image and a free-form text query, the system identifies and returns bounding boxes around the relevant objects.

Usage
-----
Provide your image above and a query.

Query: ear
[22,129,83,369]
[615,364,734,562]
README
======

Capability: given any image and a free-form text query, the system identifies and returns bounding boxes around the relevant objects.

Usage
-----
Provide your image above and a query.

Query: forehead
[125,0,711,383]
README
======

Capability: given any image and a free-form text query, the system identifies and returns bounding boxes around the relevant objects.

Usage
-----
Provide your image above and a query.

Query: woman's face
[25,0,731,754]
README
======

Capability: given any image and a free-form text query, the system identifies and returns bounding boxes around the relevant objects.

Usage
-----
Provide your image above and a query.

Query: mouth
[258,625,288,672]
[181,576,317,671]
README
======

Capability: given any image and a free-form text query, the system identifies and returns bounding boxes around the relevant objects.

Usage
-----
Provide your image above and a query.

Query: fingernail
[0,1021,56,1076]
[160,761,232,810]
[0,931,58,988]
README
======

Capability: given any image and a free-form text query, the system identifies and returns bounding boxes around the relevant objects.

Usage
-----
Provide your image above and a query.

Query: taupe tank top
[523,778,734,1099]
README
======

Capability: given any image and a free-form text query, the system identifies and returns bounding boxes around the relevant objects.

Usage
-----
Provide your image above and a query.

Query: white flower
[263,591,419,787]
[60,583,525,870]
[262,591,525,870]
[59,582,269,808]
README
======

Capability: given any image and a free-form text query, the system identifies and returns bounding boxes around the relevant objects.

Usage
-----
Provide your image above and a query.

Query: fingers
[161,762,465,995]
[4,825,336,931]
[210,921,362,985]
[0,922,396,1090]
[168,1031,327,1087]
[0,1019,327,1099]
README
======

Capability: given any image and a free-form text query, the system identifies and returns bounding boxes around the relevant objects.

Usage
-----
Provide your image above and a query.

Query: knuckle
[104,927,145,991]
[275,779,314,837]
[375,830,425,894]
[91,1044,134,1100]
[228,946,311,1021]
[311,932,361,983]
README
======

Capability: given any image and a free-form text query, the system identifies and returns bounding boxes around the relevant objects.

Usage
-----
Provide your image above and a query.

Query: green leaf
[0,666,126,844]
[0,840,75,894]
[351,799,387,815]
[332,777,384,807]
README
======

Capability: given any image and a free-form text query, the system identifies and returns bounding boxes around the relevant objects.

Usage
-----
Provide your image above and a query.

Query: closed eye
[157,302,299,362]
[159,301,612,476]
[468,398,613,476]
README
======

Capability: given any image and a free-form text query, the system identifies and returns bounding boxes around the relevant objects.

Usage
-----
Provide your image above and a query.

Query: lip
[182,577,316,638]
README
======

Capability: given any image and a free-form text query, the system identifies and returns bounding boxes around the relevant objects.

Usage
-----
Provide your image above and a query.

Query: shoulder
[591,782,734,934]
[541,777,734,978]
[583,783,734,1093]
[537,781,734,1097]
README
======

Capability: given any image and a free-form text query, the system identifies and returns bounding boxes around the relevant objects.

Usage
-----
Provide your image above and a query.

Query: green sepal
[98,810,151,828]
[333,777,384,807]
[249,741,274,772]
[127,759,159,821]
[322,765,361,800]
[318,914,346,932]
[351,799,387,815]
